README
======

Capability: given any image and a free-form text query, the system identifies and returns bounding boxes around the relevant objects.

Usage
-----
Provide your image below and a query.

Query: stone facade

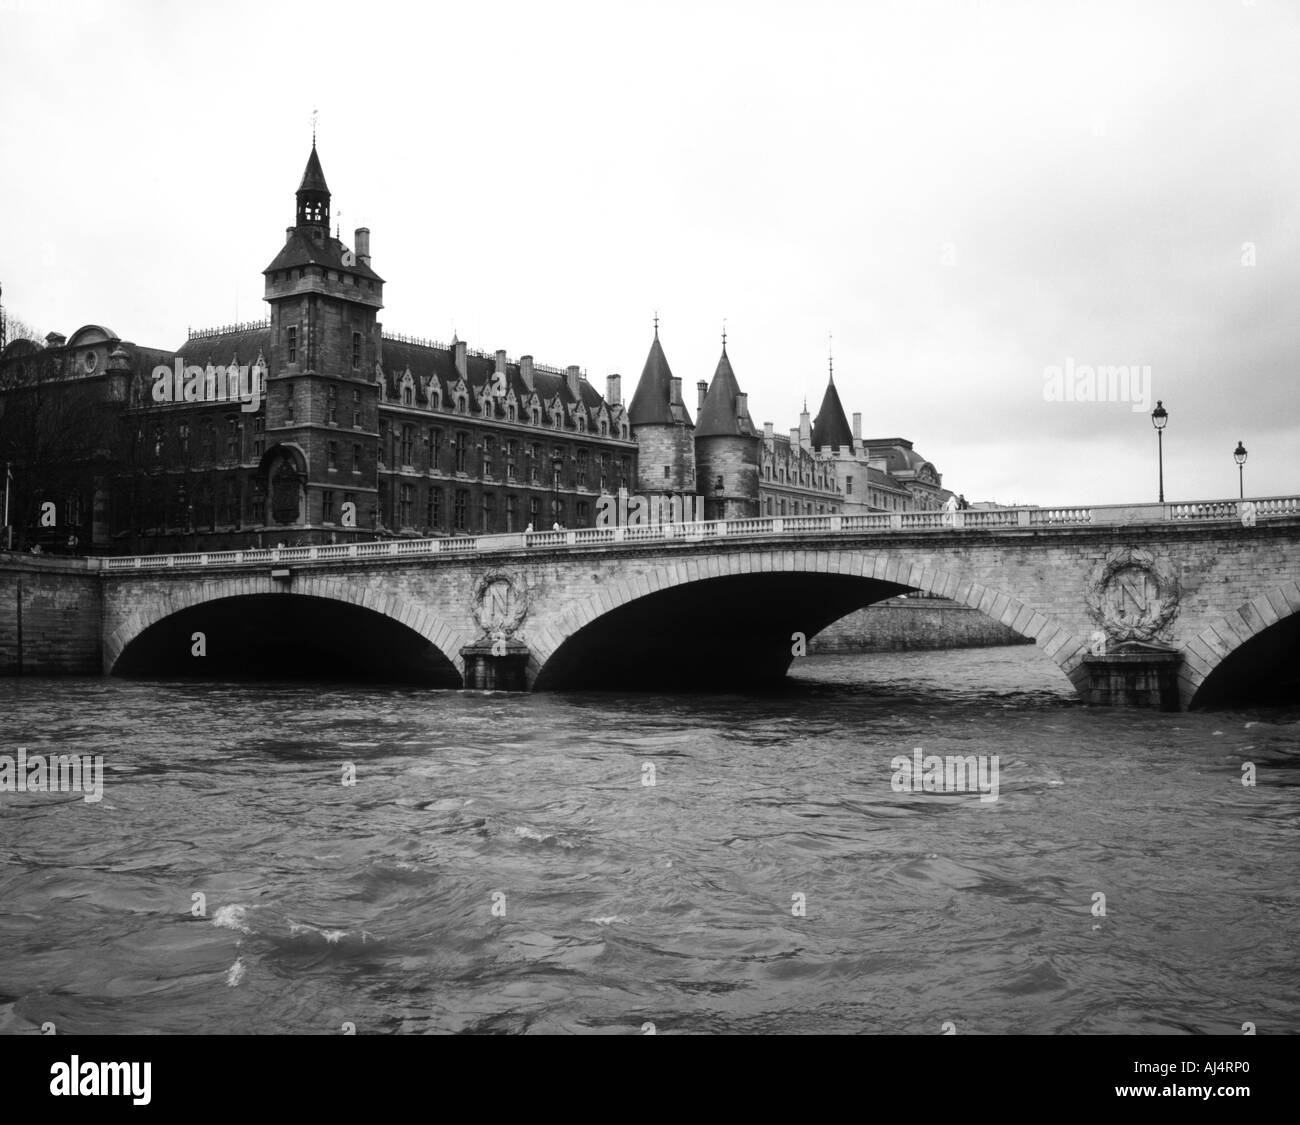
[0,146,636,554]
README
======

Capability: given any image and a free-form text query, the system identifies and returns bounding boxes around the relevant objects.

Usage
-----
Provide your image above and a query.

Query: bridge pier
[1078,644,1184,710]
[460,638,529,692]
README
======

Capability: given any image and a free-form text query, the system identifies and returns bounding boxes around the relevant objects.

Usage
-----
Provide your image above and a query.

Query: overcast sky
[2,0,1297,505]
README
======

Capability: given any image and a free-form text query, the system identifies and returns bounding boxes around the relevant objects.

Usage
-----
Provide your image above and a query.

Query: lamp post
[551,454,563,529]
[3,462,11,550]
[1151,400,1168,502]
[1234,440,1247,499]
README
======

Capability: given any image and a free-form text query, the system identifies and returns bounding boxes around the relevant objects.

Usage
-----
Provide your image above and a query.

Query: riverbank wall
[810,595,1034,653]
[0,554,102,675]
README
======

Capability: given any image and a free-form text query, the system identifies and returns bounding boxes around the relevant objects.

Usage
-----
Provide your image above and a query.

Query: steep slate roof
[377,339,623,433]
[695,346,756,438]
[811,373,854,449]
[263,230,384,282]
[298,145,329,194]
[177,327,273,369]
[627,330,692,427]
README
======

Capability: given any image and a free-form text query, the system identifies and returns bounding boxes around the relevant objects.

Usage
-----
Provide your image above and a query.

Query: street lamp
[1151,400,1168,502]
[1234,440,1247,499]
[551,454,563,529]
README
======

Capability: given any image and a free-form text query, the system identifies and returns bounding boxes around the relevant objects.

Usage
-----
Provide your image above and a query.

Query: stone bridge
[91,497,1300,709]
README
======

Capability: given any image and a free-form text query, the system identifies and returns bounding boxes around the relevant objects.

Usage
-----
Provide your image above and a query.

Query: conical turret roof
[627,328,692,426]
[298,145,330,194]
[811,372,854,449]
[696,346,756,437]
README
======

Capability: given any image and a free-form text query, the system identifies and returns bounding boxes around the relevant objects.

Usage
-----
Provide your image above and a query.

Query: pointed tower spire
[296,142,331,235]
[811,357,853,451]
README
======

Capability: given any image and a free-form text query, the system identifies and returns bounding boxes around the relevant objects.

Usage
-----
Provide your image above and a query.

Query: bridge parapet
[98,495,1300,572]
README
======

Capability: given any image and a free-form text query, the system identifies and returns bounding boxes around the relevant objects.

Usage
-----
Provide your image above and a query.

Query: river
[1,645,1297,1035]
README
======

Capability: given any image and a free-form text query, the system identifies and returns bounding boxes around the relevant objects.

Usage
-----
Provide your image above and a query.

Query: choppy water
[1,647,1297,1035]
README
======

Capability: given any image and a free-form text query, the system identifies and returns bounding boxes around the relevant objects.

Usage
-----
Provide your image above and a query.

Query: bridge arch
[528,548,1089,693]
[1182,582,1300,708]
[105,574,473,682]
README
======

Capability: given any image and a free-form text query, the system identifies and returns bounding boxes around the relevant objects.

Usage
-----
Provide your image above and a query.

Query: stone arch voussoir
[530,547,1089,691]
[105,575,472,677]
[1179,581,1300,707]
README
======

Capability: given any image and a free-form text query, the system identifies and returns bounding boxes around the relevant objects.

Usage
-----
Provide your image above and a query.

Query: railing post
[773,518,784,534]
[567,530,577,545]
[1017,509,1030,527]
[890,513,902,530]
[953,512,964,530]
[830,515,842,532]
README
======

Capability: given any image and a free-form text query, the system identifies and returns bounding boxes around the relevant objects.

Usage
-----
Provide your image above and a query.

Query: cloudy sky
[2,0,1297,505]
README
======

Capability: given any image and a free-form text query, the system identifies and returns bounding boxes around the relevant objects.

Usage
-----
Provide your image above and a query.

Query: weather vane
[311,107,318,146]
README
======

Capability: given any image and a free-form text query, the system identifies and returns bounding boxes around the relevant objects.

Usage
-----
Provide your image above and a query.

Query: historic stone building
[798,365,950,514]
[626,322,695,503]
[1,145,958,555]
[0,145,636,553]
[694,341,761,521]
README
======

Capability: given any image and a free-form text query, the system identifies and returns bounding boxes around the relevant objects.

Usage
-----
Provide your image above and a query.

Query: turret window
[286,326,297,364]
[353,333,362,369]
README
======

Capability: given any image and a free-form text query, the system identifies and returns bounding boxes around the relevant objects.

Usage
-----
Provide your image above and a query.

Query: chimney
[495,349,507,374]
[355,227,371,267]
[789,427,800,445]
[454,339,468,381]
[565,364,581,399]
[736,392,749,421]
[606,373,621,405]
[669,376,683,406]
[853,411,863,454]
[520,355,535,392]
[799,407,812,450]
[285,226,295,245]
[764,421,774,440]
[697,380,708,413]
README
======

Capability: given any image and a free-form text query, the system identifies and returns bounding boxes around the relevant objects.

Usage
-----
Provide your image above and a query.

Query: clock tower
[261,144,385,537]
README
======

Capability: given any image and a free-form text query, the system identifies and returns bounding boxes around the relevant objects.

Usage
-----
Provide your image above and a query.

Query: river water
[1,646,1297,1035]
